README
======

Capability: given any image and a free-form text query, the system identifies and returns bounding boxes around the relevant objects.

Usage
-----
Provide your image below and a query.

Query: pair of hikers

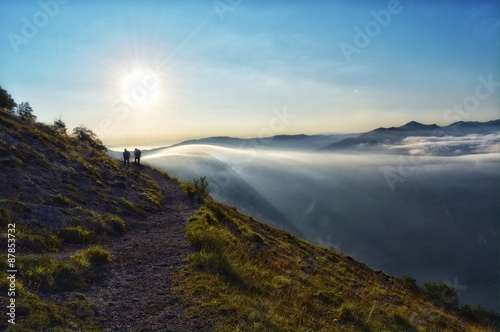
[123,148,141,166]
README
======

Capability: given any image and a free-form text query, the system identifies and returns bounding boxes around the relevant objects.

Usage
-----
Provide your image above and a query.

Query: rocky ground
[87,167,213,331]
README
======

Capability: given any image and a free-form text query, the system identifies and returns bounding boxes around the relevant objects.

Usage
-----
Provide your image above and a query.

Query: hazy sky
[1,0,499,146]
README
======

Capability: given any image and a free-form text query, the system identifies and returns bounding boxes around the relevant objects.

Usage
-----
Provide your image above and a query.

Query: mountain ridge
[321,119,499,151]
[1,107,498,331]
[132,120,499,154]
[140,133,358,153]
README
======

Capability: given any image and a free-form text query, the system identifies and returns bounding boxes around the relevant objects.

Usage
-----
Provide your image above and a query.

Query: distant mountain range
[320,119,499,152]
[114,118,500,312]
[139,120,499,154]
[142,133,358,153]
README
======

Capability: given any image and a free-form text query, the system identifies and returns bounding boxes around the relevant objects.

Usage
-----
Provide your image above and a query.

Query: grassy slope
[174,199,495,332]
[0,108,496,331]
[0,108,163,331]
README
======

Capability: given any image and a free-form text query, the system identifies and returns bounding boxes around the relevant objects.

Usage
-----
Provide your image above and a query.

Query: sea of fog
[138,140,499,310]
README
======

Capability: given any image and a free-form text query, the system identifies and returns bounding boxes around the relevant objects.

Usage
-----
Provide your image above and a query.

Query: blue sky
[1,0,499,146]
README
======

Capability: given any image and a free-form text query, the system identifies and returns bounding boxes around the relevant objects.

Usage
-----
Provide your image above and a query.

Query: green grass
[186,215,241,283]
[102,213,128,233]
[0,201,62,252]
[72,245,112,267]
[2,106,495,331]
[0,277,98,332]
[16,226,62,253]
[59,226,96,244]
[15,246,110,293]
[54,193,73,206]
[73,206,129,236]
[120,196,145,216]
[17,256,85,292]
[181,176,211,203]
[139,173,163,208]
[0,247,108,331]
[0,108,178,330]
[173,199,496,332]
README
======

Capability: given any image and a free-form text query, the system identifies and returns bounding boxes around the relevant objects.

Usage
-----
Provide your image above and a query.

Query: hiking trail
[86,167,211,331]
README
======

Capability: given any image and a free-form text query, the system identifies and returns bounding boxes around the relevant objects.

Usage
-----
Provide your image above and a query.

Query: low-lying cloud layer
[391,134,500,156]
[141,134,499,310]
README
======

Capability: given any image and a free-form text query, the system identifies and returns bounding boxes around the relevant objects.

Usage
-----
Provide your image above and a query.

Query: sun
[119,66,163,109]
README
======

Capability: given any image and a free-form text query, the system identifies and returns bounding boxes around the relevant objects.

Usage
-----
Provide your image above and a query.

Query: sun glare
[119,66,163,109]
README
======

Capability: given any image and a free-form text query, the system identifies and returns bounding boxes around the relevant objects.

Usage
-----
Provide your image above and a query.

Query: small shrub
[186,214,235,254]
[188,250,240,282]
[17,256,83,292]
[72,125,106,151]
[187,224,223,254]
[72,245,112,267]
[183,177,211,203]
[59,226,95,244]
[181,182,196,198]
[17,228,62,253]
[458,304,500,328]
[102,214,128,233]
[401,275,420,294]
[52,116,67,135]
[193,176,211,198]
[422,282,459,311]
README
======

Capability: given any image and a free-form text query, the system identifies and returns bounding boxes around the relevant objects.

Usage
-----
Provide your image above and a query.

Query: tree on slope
[0,86,16,111]
[52,116,68,135]
[72,125,106,150]
[17,102,37,121]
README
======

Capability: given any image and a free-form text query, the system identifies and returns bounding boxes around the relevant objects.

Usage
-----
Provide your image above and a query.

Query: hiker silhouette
[134,148,142,165]
[123,148,130,166]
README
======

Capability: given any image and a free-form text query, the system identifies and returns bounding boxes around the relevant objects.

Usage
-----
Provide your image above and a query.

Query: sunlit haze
[2,0,500,315]
[136,130,500,309]
[1,1,498,146]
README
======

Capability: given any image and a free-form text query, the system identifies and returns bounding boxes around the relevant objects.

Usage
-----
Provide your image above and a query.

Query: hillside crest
[0,108,498,331]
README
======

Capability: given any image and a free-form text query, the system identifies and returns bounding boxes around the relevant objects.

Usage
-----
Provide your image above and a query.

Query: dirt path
[87,167,211,331]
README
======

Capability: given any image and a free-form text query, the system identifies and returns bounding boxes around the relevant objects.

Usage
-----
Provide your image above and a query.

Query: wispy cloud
[391,134,500,156]
[140,139,499,310]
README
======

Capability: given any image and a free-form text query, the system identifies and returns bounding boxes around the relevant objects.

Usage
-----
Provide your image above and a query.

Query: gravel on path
[87,167,212,331]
